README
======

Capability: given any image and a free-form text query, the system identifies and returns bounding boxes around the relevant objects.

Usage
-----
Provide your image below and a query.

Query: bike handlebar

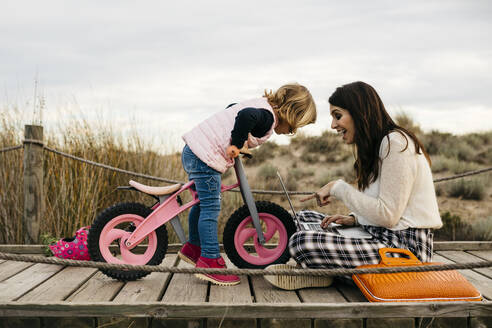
[240,150,252,159]
[239,146,253,159]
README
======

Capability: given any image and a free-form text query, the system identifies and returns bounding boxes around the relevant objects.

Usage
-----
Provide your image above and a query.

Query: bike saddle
[129,180,182,196]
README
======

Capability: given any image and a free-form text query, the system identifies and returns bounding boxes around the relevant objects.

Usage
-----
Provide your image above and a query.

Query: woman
[265,81,442,290]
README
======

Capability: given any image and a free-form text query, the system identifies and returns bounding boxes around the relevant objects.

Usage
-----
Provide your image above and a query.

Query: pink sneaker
[178,242,201,265]
[195,256,240,286]
[49,226,91,261]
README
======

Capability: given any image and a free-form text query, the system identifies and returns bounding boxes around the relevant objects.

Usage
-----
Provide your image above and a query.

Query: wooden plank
[0,263,64,301]
[161,258,208,303]
[99,255,178,328]
[62,266,125,328]
[336,283,367,303]
[301,284,363,328]
[251,276,301,303]
[299,286,347,303]
[0,245,47,254]
[67,255,176,327]
[0,260,35,282]
[65,271,124,302]
[113,255,177,303]
[208,255,252,303]
[468,250,492,261]
[251,275,310,328]
[434,241,492,251]
[158,257,207,328]
[437,250,492,279]
[208,255,255,328]
[17,266,97,302]
[433,253,492,300]
[1,301,491,318]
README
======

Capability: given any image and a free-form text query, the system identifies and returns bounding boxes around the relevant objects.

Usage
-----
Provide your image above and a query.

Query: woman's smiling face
[330,104,355,144]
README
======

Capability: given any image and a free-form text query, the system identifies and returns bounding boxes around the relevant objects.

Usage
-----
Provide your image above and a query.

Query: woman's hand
[226,145,240,158]
[321,214,356,228]
[300,181,337,207]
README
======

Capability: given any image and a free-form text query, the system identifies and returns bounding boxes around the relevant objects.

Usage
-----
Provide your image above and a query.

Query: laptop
[276,171,373,239]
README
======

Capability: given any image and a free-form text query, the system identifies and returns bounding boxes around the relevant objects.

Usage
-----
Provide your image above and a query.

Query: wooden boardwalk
[0,242,491,328]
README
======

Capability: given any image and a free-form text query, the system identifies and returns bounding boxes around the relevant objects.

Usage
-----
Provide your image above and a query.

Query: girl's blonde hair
[264,83,317,134]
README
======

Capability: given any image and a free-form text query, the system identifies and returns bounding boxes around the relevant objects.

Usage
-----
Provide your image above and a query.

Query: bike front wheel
[88,202,168,281]
[223,201,296,269]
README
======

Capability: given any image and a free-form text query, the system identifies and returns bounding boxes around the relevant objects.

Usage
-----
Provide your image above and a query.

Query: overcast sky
[2,0,491,150]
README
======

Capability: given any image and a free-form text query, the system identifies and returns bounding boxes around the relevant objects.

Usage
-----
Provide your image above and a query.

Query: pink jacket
[182,97,277,173]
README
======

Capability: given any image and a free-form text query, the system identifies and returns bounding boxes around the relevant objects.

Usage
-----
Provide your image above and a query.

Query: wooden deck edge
[434,241,492,251]
[1,241,491,254]
[0,301,491,318]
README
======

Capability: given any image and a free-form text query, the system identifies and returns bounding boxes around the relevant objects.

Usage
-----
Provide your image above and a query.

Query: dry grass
[447,178,486,200]
[0,109,187,243]
[0,108,24,243]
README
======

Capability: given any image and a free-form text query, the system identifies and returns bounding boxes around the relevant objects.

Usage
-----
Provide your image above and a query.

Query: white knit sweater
[331,131,442,230]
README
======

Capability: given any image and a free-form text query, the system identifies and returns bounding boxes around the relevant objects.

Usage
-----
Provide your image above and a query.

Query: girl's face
[330,104,355,144]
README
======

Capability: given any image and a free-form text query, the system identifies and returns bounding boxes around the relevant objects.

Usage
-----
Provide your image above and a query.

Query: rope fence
[433,167,492,183]
[0,252,491,277]
[0,144,22,153]
[1,140,491,195]
[44,145,183,185]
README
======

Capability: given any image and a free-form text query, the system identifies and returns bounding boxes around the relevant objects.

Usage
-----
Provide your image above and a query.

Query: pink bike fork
[232,157,266,244]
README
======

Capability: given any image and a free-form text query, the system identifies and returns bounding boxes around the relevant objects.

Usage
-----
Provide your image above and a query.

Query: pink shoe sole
[194,273,241,286]
[178,251,198,265]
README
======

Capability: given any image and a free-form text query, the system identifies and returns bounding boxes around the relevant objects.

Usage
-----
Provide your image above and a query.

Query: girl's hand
[321,214,356,228]
[300,181,336,207]
[226,145,240,158]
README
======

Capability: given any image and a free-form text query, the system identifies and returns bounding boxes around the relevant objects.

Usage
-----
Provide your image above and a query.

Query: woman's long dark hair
[328,81,430,191]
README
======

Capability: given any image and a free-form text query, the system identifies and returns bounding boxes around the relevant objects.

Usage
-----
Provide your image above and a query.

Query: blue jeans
[181,145,222,259]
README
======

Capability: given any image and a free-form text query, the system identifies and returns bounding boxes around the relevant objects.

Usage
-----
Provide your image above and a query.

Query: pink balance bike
[87,153,296,281]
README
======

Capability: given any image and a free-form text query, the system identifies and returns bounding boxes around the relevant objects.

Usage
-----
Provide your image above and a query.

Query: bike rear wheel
[88,202,168,281]
[223,201,296,269]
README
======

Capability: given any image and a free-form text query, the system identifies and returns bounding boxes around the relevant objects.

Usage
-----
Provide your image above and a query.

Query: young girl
[178,83,317,286]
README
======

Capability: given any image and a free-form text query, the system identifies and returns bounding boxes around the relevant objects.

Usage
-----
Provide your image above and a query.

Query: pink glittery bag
[49,226,91,261]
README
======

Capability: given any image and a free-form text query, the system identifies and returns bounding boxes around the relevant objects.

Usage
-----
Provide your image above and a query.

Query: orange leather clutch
[352,248,482,302]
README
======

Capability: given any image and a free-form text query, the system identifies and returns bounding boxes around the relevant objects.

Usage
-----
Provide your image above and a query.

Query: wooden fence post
[23,125,44,244]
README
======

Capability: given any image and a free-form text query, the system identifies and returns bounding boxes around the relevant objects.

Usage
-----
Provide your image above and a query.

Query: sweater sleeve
[230,107,274,148]
[330,134,417,228]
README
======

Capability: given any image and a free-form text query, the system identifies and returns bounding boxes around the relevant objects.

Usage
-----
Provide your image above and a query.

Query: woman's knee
[289,231,304,245]
[288,231,305,255]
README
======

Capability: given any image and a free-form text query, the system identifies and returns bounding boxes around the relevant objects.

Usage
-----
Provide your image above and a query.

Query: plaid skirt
[289,210,434,269]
